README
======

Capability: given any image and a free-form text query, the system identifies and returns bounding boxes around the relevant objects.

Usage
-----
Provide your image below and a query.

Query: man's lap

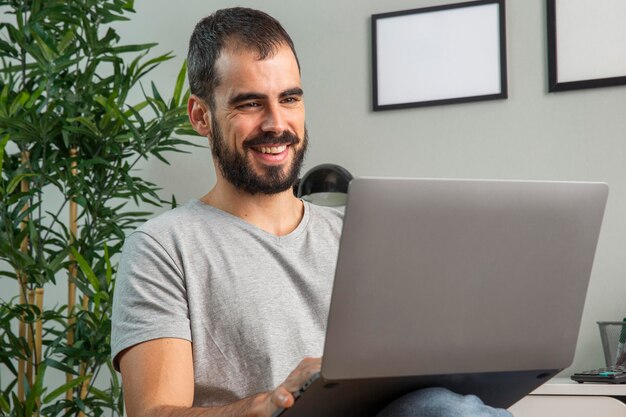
[376,387,512,417]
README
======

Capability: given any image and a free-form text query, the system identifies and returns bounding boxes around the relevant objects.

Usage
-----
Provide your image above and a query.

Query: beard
[210,118,308,195]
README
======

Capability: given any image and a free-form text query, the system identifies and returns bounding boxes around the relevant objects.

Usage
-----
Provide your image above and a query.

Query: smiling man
[111,7,511,417]
[111,9,341,417]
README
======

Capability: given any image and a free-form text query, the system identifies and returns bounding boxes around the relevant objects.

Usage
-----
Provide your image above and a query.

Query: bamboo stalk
[67,148,78,401]
[17,273,27,401]
[26,289,35,388]
[78,293,90,416]
[78,371,91,417]
[71,146,88,417]
[35,288,44,365]
[35,287,44,415]
[17,150,30,402]
[17,276,27,401]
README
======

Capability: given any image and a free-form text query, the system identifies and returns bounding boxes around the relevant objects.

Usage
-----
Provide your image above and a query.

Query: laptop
[273,177,608,417]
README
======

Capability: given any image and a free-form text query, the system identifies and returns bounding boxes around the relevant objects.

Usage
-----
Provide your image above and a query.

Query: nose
[261,103,286,135]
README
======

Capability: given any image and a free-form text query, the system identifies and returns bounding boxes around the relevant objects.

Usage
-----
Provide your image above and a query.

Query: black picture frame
[371,0,507,111]
[547,0,626,92]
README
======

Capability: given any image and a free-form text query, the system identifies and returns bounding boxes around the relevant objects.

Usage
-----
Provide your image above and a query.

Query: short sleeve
[111,230,191,371]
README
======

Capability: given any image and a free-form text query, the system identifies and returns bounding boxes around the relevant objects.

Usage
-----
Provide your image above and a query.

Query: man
[111,7,511,417]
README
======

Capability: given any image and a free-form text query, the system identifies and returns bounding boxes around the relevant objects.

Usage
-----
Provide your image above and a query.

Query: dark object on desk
[296,163,352,196]
[295,163,353,207]
[571,366,626,384]
[598,320,626,367]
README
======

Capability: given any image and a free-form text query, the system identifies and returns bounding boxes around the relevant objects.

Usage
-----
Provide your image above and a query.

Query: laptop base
[275,369,557,417]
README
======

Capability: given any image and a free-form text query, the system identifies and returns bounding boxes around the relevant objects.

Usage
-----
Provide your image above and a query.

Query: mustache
[243,131,300,148]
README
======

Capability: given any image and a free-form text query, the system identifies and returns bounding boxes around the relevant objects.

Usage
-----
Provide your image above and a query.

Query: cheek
[287,111,305,135]
[224,121,253,151]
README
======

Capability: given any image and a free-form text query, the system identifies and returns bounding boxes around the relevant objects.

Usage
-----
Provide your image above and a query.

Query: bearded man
[111,7,511,417]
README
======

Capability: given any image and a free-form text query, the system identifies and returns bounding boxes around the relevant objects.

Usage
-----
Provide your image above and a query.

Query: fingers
[269,357,321,411]
[270,385,294,408]
[281,357,320,392]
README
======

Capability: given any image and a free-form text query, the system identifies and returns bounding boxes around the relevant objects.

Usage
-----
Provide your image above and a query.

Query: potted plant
[0,1,198,415]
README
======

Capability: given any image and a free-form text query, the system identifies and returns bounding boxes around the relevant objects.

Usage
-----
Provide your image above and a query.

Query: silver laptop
[274,177,608,417]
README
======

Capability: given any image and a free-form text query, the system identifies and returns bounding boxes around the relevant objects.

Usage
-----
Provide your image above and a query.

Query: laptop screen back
[322,178,608,380]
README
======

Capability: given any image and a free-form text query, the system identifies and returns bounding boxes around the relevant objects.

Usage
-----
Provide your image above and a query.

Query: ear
[188,94,212,137]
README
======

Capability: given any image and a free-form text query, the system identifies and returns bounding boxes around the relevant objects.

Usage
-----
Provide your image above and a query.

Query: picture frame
[547,0,626,92]
[371,0,507,111]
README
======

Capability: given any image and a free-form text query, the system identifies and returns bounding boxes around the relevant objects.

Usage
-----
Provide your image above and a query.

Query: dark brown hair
[187,7,300,108]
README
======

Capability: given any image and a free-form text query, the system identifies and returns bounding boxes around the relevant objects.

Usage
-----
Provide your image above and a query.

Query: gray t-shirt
[111,199,343,406]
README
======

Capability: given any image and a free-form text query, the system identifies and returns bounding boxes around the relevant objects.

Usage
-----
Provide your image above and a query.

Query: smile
[255,145,287,155]
[248,143,291,164]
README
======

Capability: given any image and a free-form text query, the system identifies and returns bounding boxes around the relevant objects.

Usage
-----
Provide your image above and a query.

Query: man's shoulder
[306,202,344,223]
[120,200,226,269]
[304,202,344,238]
[130,199,220,243]
[136,200,197,233]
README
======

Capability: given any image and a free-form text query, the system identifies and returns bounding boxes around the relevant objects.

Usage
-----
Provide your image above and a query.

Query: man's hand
[265,357,321,414]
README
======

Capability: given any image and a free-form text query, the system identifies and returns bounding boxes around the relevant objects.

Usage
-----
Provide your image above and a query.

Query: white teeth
[258,145,287,154]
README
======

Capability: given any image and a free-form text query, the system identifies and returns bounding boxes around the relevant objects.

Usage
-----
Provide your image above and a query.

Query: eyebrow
[228,87,304,107]
[229,92,266,107]
[280,87,304,98]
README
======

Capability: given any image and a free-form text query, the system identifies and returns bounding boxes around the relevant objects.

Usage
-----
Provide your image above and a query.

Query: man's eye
[238,102,260,109]
[282,97,300,104]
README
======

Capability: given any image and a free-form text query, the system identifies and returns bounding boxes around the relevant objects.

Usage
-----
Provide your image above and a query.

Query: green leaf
[134,52,174,81]
[23,84,46,110]
[7,173,36,194]
[47,248,70,273]
[123,0,136,11]
[42,375,90,404]
[11,393,20,415]
[67,116,100,137]
[43,359,78,376]
[172,60,187,107]
[88,386,109,401]
[106,43,157,54]
[104,244,112,288]
[0,271,18,279]
[123,100,148,118]
[25,362,47,415]
[0,393,9,413]
[31,30,58,62]
[9,91,29,116]
[0,134,9,172]
[71,247,100,292]
[150,81,164,106]
[14,202,41,229]
[0,39,18,57]
[0,83,10,113]
[58,29,76,53]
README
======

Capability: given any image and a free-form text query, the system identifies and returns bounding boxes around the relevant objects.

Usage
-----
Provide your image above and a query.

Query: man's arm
[119,338,319,417]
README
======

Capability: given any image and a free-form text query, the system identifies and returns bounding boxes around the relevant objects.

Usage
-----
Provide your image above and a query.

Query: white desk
[508,378,626,417]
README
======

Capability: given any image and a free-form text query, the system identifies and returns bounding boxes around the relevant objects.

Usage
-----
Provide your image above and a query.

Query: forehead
[213,43,301,98]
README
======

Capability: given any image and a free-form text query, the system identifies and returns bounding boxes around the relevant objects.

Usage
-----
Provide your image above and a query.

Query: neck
[200,179,304,237]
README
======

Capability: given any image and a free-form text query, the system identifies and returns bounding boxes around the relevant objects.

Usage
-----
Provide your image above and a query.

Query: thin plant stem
[17,149,31,402]
[67,148,78,402]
